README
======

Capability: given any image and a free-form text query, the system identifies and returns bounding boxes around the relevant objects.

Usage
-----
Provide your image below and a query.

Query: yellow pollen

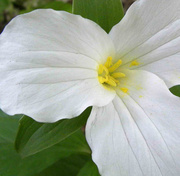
[120,87,128,93]
[97,57,125,89]
[130,60,140,67]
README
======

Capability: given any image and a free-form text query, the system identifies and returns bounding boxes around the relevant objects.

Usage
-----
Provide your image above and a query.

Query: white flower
[0,0,180,175]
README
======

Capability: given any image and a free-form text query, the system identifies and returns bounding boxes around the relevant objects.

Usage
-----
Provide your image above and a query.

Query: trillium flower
[0,0,180,175]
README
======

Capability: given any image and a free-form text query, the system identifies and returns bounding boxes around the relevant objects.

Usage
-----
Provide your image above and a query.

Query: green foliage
[15,107,91,157]
[0,110,93,176]
[0,114,20,143]
[77,160,100,176]
[20,1,72,14]
[0,109,22,119]
[0,0,9,12]
[42,1,72,12]
[170,85,180,97]
[36,154,90,176]
[0,0,10,22]
[73,0,124,33]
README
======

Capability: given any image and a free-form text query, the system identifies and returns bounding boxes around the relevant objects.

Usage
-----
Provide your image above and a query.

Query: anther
[104,56,113,68]
[111,72,126,78]
[108,60,122,72]
[106,77,117,87]
[98,64,104,74]
[98,76,108,84]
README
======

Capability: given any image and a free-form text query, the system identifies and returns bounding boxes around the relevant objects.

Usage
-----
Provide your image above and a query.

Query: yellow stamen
[111,72,126,78]
[109,76,119,83]
[98,64,109,75]
[97,57,126,89]
[130,60,140,67]
[98,76,108,84]
[102,65,109,74]
[106,77,117,87]
[120,87,128,93]
[104,56,113,68]
[98,64,104,74]
[108,60,122,72]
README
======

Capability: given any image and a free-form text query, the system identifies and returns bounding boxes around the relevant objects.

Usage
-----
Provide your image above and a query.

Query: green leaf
[0,116,19,143]
[0,108,22,119]
[73,0,124,33]
[20,1,72,14]
[15,107,91,157]
[1,131,91,176]
[77,160,100,176]
[35,154,90,176]
[43,1,72,12]
[0,113,91,176]
[170,85,180,97]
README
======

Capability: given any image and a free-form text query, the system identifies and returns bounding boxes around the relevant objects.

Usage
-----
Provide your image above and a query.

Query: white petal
[1,9,115,64]
[0,9,115,122]
[86,70,180,176]
[137,56,180,87]
[109,0,180,87]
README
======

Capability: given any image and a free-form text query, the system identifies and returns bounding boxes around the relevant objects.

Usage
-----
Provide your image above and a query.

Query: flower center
[98,56,126,89]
